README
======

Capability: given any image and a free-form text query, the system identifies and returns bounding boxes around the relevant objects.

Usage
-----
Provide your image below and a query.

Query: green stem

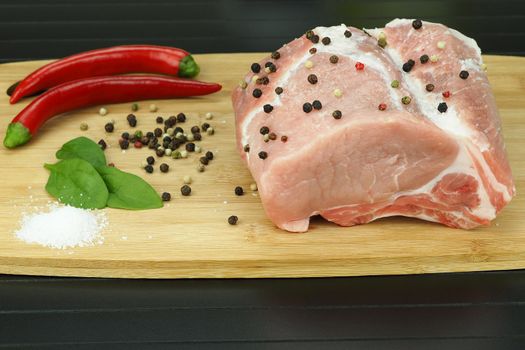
[178,55,200,78]
[4,122,32,149]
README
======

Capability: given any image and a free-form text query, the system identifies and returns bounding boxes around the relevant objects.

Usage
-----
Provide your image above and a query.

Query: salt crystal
[14,204,107,249]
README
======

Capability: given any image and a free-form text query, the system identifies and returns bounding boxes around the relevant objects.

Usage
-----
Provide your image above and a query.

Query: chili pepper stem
[4,122,32,148]
[178,55,200,78]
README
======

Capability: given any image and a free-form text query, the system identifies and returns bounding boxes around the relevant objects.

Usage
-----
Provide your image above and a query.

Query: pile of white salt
[15,204,107,249]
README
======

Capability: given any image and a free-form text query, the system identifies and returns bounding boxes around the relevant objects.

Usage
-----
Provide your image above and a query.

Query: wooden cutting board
[0,53,523,278]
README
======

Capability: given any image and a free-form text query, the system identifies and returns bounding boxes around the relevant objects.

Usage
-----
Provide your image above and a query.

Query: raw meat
[231,19,515,232]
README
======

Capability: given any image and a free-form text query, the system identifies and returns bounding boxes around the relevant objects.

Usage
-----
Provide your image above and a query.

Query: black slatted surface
[1,0,524,348]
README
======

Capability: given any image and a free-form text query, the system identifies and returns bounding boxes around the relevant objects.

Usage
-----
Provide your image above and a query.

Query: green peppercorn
[172,150,181,159]
[378,38,387,48]
[402,96,412,105]
[80,122,88,131]
[181,185,192,196]
[134,130,143,139]
[391,80,400,88]
[131,103,139,112]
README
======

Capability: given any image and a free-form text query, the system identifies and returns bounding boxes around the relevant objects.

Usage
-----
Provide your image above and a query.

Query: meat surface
[232,19,515,232]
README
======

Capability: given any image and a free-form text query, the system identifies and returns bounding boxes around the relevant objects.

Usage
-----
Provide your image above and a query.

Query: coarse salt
[14,204,107,249]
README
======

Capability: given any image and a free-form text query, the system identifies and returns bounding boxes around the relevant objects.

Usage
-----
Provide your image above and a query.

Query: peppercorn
[459,70,469,79]
[177,113,186,123]
[281,135,288,142]
[305,60,314,69]
[437,41,446,49]
[127,114,137,127]
[252,89,262,98]
[420,54,429,64]
[206,127,214,136]
[108,163,115,167]
[426,84,435,92]
[271,51,281,59]
[98,139,107,150]
[303,102,313,113]
[104,122,114,133]
[146,131,154,138]
[181,185,191,196]
[269,132,277,140]
[332,110,342,119]
[193,133,202,141]
[131,103,139,112]
[402,59,415,72]
[186,142,195,152]
[402,96,412,105]
[201,123,210,132]
[145,165,153,173]
[305,30,314,39]
[119,139,129,150]
[149,104,158,112]
[311,35,320,43]
[275,87,283,95]
[190,126,200,134]
[251,63,261,73]
[263,104,274,113]
[321,37,331,45]
[309,47,317,54]
[333,88,342,97]
[263,134,270,143]
[160,163,169,173]
[161,192,171,201]
[442,91,451,98]
[378,103,387,111]
[174,126,184,134]
[140,136,149,144]
[205,151,214,160]
[80,122,88,131]
[312,100,322,110]
[156,116,164,124]
[391,80,400,88]
[307,74,318,84]
[148,140,157,149]
[134,130,143,139]
[355,62,364,70]
[329,55,339,64]
[129,135,137,143]
[166,116,177,127]
[98,107,108,116]
[183,175,192,184]
[243,144,250,153]
[260,126,270,135]
[412,19,422,29]
[156,148,165,157]
[264,61,272,68]
[120,132,129,140]
[258,151,268,159]
[256,77,270,85]
[152,128,161,138]
[172,150,181,159]
[235,186,244,196]
[228,215,238,225]
[438,102,448,113]
[378,37,387,48]
[199,156,209,165]
[146,156,155,165]
[268,63,277,73]
[344,30,352,38]
[197,164,205,172]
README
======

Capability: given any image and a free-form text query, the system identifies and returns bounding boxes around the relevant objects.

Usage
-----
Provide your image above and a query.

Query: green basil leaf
[96,165,163,210]
[56,136,106,168]
[44,159,109,209]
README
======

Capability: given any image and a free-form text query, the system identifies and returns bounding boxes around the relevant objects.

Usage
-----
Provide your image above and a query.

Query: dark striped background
[1,0,525,349]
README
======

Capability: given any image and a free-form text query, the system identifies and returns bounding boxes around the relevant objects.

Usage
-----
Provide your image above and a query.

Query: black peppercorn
[161,192,171,201]
[309,47,317,54]
[426,84,435,92]
[156,148,165,157]
[163,136,172,143]
[127,114,137,127]
[420,54,429,64]
[176,113,186,123]
[121,132,130,140]
[344,30,352,38]
[98,139,107,150]
[311,34,319,43]
[154,128,163,137]
[185,142,195,152]
[275,87,283,95]
[264,61,272,68]
[144,165,154,173]
[312,100,322,110]
[271,51,281,59]
[181,185,192,196]
[199,156,209,165]
[165,116,177,127]
[303,102,313,113]
[251,63,261,73]
[307,74,318,84]
[412,19,423,30]
[321,37,331,45]
[438,102,448,113]
[281,135,288,142]
[104,123,114,133]
[201,123,210,131]
[174,126,184,134]
[260,126,270,135]
[234,186,244,196]
[243,144,250,153]
[268,63,277,73]
[228,215,238,225]
[160,163,169,173]
[402,59,415,72]
[146,131,154,138]
[256,77,270,85]
[155,116,164,124]
[119,139,129,149]
[329,55,339,64]
[205,151,214,160]
[141,136,150,145]
[263,104,273,113]
[191,126,200,134]
[252,89,262,98]
[146,156,155,165]
[258,151,268,159]
[332,110,342,119]
[193,133,202,141]
[459,70,469,79]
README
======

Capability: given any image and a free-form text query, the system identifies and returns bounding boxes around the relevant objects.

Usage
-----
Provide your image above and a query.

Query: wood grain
[0,53,523,278]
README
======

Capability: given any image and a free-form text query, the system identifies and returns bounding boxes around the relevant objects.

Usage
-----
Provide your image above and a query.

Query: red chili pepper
[8,45,200,104]
[355,62,365,70]
[4,75,222,148]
